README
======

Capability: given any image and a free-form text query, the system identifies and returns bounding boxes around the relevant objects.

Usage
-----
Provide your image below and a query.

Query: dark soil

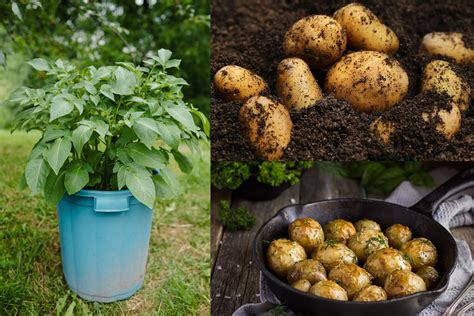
[211,0,473,161]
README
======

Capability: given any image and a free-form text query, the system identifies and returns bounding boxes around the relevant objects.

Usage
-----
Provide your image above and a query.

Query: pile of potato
[214,3,472,159]
[266,217,440,301]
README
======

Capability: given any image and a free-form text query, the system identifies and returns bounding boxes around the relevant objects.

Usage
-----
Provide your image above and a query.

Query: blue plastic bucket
[57,189,153,302]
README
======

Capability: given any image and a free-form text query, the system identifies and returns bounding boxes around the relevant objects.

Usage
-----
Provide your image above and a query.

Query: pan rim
[253,197,458,306]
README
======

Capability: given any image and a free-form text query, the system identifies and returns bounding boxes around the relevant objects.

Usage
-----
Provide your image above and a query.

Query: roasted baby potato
[214,65,268,102]
[287,259,327,285]
[324,219,356,245]
[416,266,440,290]
[288,217,325,253]
[276,58,324,111]
[384,270,427,298]
[334,3,399,54]
[348,230,389,262]
[385,224,413,249]
[353,285,388,302]
[239,96,292,160]
[421,60,470,112]
[325,51,409,112]
[354,219,381,232]
[291,279,312,292]
[267,238,307,277]
[328,263,373,299]
[309,280,349,301]
[364,248,412,285]
[421,32,474,64]
[400,238,438,270]
[312,240,358,271]
[283,15,347,69]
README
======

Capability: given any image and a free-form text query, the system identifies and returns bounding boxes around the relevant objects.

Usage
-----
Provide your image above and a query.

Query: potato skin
[384,270,427,298]
[288,218,325,253]
[291,279,311,292]
[364,248,412,285]
[385,224,413,249]
[353,285,387,302]
[309,280,348,301]
[416,266,440,290]
[287,259,327,285]
[400,238,438,270]
[328,263,373,299]
[276,58,323,111]
[334,3,399,54]
[312,241,358,271]
[239,96,292,160]
[421,32,474,64]
[348,230,389,262]
[283,15,347,69]
[267,238,307,277]
[421,104,461,140]
[214,65,268,102]
[371,118,395,144]
[354,219,381,232]
[325,51,409,112]
[421,60,470,112]
[324,219,356,245]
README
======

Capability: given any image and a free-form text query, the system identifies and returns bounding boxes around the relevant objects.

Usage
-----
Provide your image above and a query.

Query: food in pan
[214,65,268,102]
[266,217,439,302]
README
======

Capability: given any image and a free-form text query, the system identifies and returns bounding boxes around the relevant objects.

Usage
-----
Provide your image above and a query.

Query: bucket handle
[94,195,130,213]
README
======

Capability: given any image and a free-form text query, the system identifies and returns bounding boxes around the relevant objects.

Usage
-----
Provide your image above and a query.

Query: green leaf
[133,118,159,148]
[79,119,109,139]
[117,165,127,189]
[46,137,72,175]
[127,143,167,168]
[72,125,93,156]
[166,105,197,131]
[156,119,181,148]
[28,58,50,71]
[25,158,50,194]
[43,127,66,142]
[44,172,66,205]
[172,149,192,173]
[152,168,180,199]
[154,49,172,66]
[111,67,137,95]
[84,81,97,95]
[125,165,155,208]
[64,162,90,195]
[100,84,115,101]
[18,172,27,190]
[11,2,22,21]
[361,163,386,187]
[50,96,74,121]
[165,59,181,69]
[193,109,210,136]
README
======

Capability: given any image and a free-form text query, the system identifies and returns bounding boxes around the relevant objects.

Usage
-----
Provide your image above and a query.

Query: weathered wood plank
[211,183,301,316]
[211,188,231,268]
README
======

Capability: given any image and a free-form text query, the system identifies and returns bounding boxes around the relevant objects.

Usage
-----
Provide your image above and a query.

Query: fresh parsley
[218,200,256,231]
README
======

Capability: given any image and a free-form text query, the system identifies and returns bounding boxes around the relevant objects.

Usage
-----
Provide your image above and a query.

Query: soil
[211,0,473,161]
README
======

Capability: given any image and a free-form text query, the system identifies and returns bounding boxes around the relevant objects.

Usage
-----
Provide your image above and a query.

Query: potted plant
[10,49,209,302]
[211,161,313,200]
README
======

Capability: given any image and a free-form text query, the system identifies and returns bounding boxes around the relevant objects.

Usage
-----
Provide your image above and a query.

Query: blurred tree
[0,0,210,114]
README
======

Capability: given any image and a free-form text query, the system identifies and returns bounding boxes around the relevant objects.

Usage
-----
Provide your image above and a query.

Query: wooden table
[211,166,474,316]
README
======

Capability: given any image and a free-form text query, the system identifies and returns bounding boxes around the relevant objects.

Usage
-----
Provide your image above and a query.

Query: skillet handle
[411,168,474,217]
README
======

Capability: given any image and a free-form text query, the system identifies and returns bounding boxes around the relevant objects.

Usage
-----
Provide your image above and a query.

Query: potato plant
[11,49,209,208]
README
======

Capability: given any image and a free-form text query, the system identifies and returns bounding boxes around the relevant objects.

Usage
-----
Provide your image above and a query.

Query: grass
[0,130,210,315]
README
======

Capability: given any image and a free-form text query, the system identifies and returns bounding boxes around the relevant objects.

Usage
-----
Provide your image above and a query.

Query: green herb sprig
[218,200,255,231]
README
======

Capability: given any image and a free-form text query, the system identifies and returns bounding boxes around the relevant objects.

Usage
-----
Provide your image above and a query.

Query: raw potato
[214,65,268,102]
[325,51,409,112]
[421,32,474,64]
[239,96,292,160]
[267,238,307,277]
[348,230,389,262]
[328,263,373,299]
[385,224,413,249]
[312,241,358,271]
[421,105,461,140]
[283,15,347,69]
[400,238,438,270]
[416,266,440,290]
[353,285,387,302]
[291,279,311,292]
[364,248,412,285]
[384,270,427,298]
[309,280,348,301]
[371,118,395,144]
[288,218,325,253]
[334,3,399,54]
[354,219,381,232]
[421,60,470,112]
[324,219,356,245]
[287,259,327,285]
[276,58,323,111]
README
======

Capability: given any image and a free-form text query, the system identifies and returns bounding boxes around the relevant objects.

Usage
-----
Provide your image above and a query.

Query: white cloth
[234,170,474,316]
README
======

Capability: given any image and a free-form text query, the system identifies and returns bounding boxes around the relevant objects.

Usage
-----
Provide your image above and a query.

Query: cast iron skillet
[254,168,474,316]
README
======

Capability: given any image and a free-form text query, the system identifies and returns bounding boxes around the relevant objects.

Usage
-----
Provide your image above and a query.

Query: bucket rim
[70,189,133,198]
